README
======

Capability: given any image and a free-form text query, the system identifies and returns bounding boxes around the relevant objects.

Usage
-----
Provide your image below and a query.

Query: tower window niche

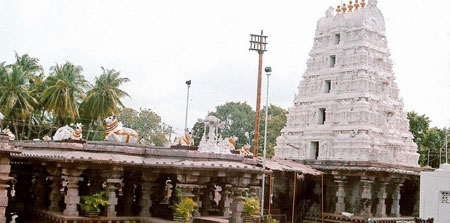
[334,33,341,44]
[318,108,326,124]
[311,141,319,160]
[329,55,336,67]
[324,80,331,93]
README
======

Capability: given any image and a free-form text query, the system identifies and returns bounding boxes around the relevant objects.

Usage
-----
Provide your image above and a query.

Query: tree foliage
[80,67,130,120]
[119,107,172,146]
[40,62,90,124]
[407,111,449,167]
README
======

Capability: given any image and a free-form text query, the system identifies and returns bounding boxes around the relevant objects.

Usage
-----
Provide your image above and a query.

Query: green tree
[80,67,130,120]
[407,111,449,167]
[40,62,91,125]
[407,111,431,146]
[0,65,38,139]
[119,107,172,146]
[0,65,37,119]
[10,52,43,77]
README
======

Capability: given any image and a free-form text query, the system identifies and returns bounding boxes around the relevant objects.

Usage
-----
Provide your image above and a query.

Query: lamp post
[261,66,271,216]
[184,80,191,132]
[249,30,268,157]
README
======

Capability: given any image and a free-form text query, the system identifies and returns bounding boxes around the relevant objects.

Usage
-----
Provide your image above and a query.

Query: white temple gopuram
[274,0,419,168]
[270,1,422,220]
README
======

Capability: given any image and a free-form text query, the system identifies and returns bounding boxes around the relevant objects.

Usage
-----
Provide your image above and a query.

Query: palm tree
[11,52,43,76]
[0,65,37,119]
[80,67,130,120]
[40,62,91,125]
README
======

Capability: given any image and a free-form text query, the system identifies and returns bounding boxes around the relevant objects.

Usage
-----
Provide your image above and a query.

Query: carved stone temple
[272,0,421,221]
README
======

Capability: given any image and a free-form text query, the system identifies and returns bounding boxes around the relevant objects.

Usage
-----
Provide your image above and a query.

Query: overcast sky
[1,0,449,135]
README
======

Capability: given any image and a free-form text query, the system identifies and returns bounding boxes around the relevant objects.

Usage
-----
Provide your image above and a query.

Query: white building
[420,164,450,223]
[271,0,421,219]
[274,0,419,167]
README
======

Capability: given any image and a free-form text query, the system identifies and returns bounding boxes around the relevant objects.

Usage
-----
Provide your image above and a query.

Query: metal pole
[184,81,191,132]
[261,69,270,216]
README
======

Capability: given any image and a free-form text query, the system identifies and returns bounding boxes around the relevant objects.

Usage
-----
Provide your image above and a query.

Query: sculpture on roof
[53,123,84,140]
[104,114,138,143]
[197,115,231,154]
[2,128,15,140]
[174,131,194,146]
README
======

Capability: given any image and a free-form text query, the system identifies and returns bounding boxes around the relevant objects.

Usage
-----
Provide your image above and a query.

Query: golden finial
[342,3,347,13]
[348,1,353,12]
[336,5,341,14]
[361,0,366,8]
[354,0,360,10]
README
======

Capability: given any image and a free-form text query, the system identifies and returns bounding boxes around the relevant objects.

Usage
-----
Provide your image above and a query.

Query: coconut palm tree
[0,65,37,119]
[11,52,43,76]
[80,67,130,120]
[40,62,91,125]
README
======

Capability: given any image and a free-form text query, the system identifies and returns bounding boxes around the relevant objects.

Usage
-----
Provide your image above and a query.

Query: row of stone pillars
[26,165,261,223]
[334,175,404,217]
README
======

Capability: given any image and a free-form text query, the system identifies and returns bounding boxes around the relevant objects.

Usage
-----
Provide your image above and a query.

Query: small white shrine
[274,0,419,167]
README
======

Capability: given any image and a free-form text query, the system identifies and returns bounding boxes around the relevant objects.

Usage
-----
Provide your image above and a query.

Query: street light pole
[184,80,191,132]
[261,67,271,216]
[249,30,268,157]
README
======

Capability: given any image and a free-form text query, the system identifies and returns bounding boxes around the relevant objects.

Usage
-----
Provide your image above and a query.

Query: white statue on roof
[197,115,232,154]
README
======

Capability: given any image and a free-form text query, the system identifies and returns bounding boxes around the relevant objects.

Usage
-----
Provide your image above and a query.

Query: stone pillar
[390,181,403,217]
[0,136,20,223]
[177,172,205,217]
[105,178,122,217]
[47,166,62,212]
[360,179,373,217]
[193,187,205,217]
[249,186,259,198]
[139,172,159,217]
[228,173,251,223]
[334,176,346,214]
[33,171,46,209]
[121,177,135,216]
[219,184,232,218]
[0,157,10,223]
[375,182,388,217]
[102,167,123,217]
[230,187,246,223]
[62,167,84,216]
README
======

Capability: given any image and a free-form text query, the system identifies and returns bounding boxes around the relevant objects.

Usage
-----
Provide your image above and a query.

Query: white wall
[420,163,450,223]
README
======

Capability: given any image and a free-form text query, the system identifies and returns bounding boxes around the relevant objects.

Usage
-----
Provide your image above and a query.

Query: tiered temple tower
[275,0,419,167]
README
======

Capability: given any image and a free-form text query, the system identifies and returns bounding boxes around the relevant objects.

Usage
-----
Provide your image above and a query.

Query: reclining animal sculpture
[53,123,84,140]
[104,115,138,143]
